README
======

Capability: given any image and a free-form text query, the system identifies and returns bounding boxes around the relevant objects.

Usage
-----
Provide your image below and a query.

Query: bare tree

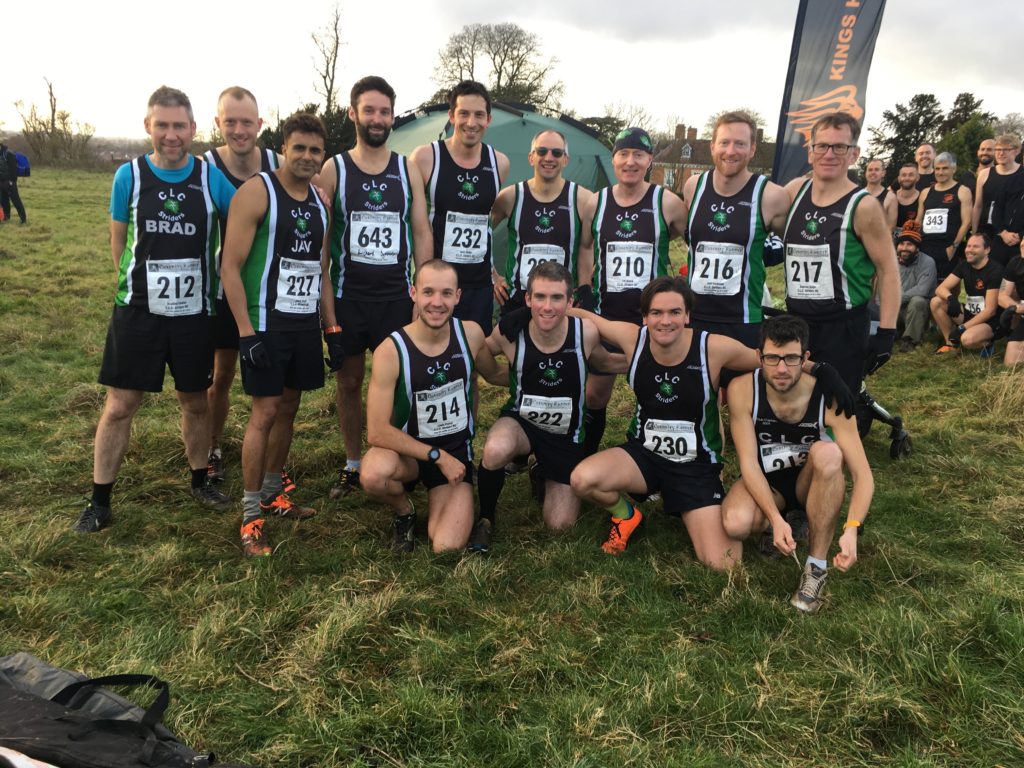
[994,112,1024,138]
[312,4,343,114]
[433,23,564,109]
[603,102,656,133]
[15,79,94,165]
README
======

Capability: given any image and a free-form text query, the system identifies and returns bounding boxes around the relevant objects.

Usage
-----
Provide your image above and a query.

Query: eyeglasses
[811,143,853,156]
[533,147,565,158]
[760,353,804,367]
[994,147,1017,153]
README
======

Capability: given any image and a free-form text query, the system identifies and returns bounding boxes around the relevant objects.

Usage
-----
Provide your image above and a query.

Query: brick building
[651,124,776,194]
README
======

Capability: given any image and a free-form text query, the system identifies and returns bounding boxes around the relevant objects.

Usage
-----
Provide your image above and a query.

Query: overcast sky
[3,1,1021,149]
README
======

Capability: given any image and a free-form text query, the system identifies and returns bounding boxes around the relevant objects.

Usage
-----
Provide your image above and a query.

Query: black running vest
[389,319,476,461]
[919,183,963,252]
[427,140,500,287]
[895,194,919,232]
[504,316,587,443]
[751,369,830,477]
[330,151,414,301]
[626,327,722,465]
[504,181,581,301]
[980,166,1024,232]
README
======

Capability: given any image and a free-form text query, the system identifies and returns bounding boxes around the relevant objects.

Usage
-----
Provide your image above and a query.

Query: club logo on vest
[146,189,196,235]
[362,180,388,211]
[291,208,314,252]
[427,359,451,385]
[535,206,556,234]
[457,173,480,201]
[617,212,639,237]
[801,211,827,240]
[654,372,680,403]
[710,201,734,233]
[539,358,563,386]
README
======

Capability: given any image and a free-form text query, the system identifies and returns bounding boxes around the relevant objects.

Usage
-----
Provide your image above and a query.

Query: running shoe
[758,526,783,559]
[601,506,643,555]
[207,448,224,483]
[467,518,493,554]
[280,468,297,495]
[240,518,272,557]
[260,493,315,520]
[785,509,810,544]
[934,344,957,355]
[72,502,111,533]
[393,506,417,553]
[191,479,232,510]
[980,341,996,359]
[329,466,360,499]
[791,562,828,613]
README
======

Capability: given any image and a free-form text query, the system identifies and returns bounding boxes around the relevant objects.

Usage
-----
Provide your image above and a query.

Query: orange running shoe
[260,493,316,520]
[280,468,297,495]
[601,505,643,555]
[240,518,272,557]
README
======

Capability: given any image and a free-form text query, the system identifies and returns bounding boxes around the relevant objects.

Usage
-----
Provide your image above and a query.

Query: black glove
[864,327,896,375]
[498,306,531,342]
[1000,306,1017,330]
[947,324,965,346]
[574,284,597,311]
[239,335,271,369]
[763,233,785,267]
[324,329,346,372]
[946,296,962,318]
[811,361,856,418]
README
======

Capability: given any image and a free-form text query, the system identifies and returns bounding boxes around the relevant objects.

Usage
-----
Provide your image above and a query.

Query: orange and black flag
[772,0,887,185]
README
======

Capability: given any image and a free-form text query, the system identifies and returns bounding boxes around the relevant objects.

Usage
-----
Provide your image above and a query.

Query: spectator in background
[0,142,27,225]
[894,220,936,352]
[973,134,1023,266]
[917,152,972,282]
[894,163,920,239]
[930,232,1003,355]
[863,158,896,231]
[998,239,1024,366]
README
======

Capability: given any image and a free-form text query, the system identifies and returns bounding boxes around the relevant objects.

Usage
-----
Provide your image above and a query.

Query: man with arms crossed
[74,86,235,533]
[204,86,282,484]
[410,81,510,335]
[578,127,688,456]
[319,76,433,498]
[471,262,600,552]
[782,113,901,397]
[221,113,332,556]
[722,314,873,613]
[491,129,592,316]
[570,277,854,568]
[360,260,502,552]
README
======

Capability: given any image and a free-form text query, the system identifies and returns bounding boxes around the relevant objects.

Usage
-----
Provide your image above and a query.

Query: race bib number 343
[415,380,468,438]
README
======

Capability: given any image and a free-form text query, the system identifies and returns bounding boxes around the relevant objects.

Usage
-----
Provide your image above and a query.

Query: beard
[978,156,994,167]
[357,120,391,148]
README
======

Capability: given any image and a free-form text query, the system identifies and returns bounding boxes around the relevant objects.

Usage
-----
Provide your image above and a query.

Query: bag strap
[51,674,170,729]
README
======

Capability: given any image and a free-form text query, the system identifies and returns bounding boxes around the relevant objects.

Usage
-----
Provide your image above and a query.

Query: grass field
[1,169,1023,767]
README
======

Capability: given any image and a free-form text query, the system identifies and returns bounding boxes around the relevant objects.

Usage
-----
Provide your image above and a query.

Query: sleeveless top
[626,327,722,465]
[427,140,500,287]
[330,151,414,301]
[751,369,831,477]
[503,316,587,443]
[919,183,963,252]
[389,318,476,461]
[115,155,217,316]
[239,172,328,331]
[592,184,671,323]
[783,181,874,319]
[685,170,769,323]
[504,180,581,300]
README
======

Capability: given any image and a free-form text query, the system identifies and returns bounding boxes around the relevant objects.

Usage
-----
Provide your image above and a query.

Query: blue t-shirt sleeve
[209,166,236,216]
[109,162,134,223]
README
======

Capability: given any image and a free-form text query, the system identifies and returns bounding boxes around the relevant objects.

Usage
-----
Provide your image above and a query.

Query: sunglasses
[533,147,565,158]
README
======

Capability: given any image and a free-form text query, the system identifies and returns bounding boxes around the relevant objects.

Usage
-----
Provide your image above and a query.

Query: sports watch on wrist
[427,447,441,463]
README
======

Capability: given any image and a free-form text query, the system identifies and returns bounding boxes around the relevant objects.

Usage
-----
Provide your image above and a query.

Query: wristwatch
[427,447,441,463]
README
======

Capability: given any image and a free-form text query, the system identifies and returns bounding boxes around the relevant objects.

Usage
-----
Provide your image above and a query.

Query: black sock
[190,468,207,489]
[91,482,113,508]
[583,408,607,456]
[477,463,506,525]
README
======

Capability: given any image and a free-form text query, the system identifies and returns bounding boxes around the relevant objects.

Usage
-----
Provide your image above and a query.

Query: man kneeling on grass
[721,314,873,613]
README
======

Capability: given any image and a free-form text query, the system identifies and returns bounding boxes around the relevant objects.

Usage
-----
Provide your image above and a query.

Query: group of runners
[74,77,901,614]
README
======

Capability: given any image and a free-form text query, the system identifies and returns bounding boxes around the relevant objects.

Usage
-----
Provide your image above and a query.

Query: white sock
[807,556,827,570]
[345,459,362,471]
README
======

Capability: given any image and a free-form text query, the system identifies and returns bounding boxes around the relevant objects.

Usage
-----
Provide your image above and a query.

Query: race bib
[606,242,654,292]
[964,296,985,315]
[520,394,572,435]
[785,244,835,301]
[759,442,809,474]
[643,419,698,463]
[922,208,948,235]
[146,258,202,316]
[415,379,468,439]
[275,258,321,314]
[350,211,401,265]
[519,244,566,290]
[442,212,488,264]
[690,242,744,296]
